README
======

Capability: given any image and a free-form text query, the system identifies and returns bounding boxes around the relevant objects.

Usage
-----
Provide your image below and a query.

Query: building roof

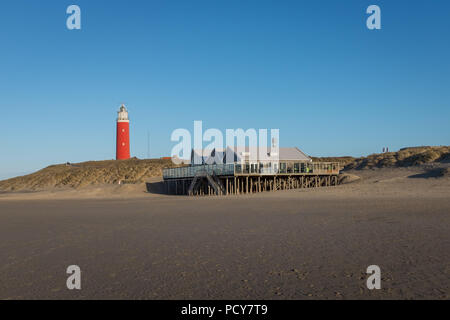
[191,146,311,164]
[226,146,311,161]
[279,147,311,161]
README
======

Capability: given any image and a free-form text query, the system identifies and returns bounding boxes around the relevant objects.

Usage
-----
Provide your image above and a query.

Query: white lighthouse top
[117,104,129,122]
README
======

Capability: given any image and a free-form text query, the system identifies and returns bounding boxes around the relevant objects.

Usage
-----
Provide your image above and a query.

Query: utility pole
[147,130,150,159]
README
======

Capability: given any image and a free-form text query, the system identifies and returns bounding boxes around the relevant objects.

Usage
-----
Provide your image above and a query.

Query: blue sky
[1,0,449,179]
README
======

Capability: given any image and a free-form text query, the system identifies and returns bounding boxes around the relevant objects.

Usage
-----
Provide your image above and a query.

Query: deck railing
[163,163,235,179]
[163,162,340,179]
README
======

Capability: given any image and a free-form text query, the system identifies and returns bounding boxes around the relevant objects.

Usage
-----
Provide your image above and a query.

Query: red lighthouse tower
[116,104,130,160]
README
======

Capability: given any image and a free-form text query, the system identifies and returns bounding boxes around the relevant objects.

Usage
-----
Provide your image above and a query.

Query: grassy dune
[313,146,450,170]
[1,146,449,192]
[0,158,181,192]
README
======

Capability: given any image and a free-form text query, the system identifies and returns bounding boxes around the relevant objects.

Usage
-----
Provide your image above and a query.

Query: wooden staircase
[188,170,225,196]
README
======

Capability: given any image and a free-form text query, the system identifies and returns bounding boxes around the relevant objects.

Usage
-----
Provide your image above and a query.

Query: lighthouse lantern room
[116,104,130,160]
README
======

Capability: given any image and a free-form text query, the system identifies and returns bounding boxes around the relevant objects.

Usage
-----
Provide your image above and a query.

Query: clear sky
[1,0,449,179]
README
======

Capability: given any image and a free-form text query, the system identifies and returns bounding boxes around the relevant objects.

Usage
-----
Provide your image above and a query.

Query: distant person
[382,147,385,153]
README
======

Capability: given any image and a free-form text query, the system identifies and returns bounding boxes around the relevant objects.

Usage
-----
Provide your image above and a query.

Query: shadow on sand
[408,168,449,179]
[145,181,167,195]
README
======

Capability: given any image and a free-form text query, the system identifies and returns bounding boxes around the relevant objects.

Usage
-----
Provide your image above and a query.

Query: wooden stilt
[246,176,248,194]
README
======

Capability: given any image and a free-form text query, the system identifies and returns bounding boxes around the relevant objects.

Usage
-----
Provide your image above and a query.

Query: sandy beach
[0,166,449,299]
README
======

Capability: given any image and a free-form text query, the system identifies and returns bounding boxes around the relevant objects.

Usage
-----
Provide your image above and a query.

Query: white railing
[163,162,340,179]
[163,163,235,179]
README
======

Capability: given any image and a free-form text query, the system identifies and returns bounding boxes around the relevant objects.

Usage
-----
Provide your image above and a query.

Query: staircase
[187,170,225,196]
[211,171,226,195]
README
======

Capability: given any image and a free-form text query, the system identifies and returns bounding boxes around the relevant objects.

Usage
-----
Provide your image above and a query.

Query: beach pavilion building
[163,146,340,196]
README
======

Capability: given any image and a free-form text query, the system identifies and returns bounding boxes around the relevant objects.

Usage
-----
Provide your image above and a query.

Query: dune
[0,158,181,192]
[338,173,361,184]
[312,146,450,170]
[0,146,448,197]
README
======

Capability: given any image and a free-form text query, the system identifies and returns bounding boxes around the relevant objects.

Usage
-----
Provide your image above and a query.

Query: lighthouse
[116,104,130,160]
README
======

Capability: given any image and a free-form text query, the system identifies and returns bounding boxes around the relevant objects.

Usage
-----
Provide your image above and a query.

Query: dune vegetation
[0,158,181,192]
[0,146,448,192]
[313,146,450,170]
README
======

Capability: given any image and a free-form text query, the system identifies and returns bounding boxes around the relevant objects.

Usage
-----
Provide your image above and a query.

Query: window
[287,163,294,173]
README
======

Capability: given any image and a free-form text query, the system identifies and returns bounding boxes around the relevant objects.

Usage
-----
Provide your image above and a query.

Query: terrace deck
[162,162,340,196]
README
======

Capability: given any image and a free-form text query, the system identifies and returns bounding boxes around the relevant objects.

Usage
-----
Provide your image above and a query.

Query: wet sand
[0,167,449,299]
